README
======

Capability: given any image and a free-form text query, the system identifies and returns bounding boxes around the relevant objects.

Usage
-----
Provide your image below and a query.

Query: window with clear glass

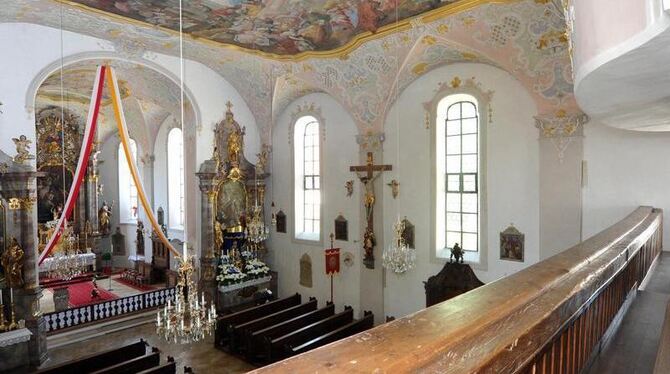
[118,139,138,223]
[167,128,184,230]
[294,116,321,241]
[445,100,479,252]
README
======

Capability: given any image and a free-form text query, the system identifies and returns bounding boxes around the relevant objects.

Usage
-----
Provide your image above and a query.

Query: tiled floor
[40,275,166,313]
[587,252,670,374]
[42,323,256,373]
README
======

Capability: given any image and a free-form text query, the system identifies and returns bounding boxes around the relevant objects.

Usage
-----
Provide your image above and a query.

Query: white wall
[266,93,362,313]
[382,63,541,318]
[582,121,670,250]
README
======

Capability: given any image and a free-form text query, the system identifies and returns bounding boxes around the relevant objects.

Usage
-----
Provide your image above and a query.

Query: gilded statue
[98,200,113,235]
[12,135,35,164]
[214,221,224,252]
[227,129,242,167]
[1,238,25,288]
[363,228,376,264]
[255,144,270,174]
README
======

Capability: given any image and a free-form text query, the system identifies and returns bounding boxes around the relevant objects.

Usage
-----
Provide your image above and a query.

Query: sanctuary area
[0,1,670,373]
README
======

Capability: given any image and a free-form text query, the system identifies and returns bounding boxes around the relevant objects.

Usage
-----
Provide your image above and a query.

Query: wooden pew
[266,306,353,362]
[215,293,301,349]
[289,311,375,356]
[230,297,318,352]
[36,340,148,374]
[90,352,160,374]
[247,303,335,360]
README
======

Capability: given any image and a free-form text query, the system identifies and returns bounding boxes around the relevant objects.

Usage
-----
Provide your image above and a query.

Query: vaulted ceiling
[4,0,576,144]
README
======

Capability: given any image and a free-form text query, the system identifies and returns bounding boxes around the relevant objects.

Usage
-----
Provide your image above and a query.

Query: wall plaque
[299,253,313,288]
[334,215,348,241]
[500,224,524,262]
[276,210,287,233]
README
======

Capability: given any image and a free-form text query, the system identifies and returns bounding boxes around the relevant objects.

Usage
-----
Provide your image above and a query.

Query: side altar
[196,102,273,310]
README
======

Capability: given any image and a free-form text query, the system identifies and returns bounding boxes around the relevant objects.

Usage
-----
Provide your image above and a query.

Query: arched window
[167,128,184,230]
[118,139,138,223]
[293,116,321,241]
[435,94,484,263]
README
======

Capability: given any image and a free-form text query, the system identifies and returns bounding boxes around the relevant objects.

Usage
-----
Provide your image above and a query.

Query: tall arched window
[118,139,138,223]
[293,116,321,241]
[167,128,184,230]
[435,94,484,263]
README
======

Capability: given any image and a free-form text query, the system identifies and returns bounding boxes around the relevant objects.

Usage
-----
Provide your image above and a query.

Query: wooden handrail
[655,301,670,374]
[251,207,663,373]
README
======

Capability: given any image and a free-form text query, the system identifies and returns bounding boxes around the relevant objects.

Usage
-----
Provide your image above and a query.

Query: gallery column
[195,158,219,305]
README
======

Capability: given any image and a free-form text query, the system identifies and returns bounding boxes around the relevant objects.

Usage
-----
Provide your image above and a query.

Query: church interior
[0,0,669,373]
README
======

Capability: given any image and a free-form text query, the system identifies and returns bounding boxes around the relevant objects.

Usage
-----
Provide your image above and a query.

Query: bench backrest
[236,298,318,335]
[291,312,375,354]
[136,360,177,374]
[271,308,353,349]
[36,340,147,374]
[90,352,160,374]
[256,303,335,342]
[218,293,301,328]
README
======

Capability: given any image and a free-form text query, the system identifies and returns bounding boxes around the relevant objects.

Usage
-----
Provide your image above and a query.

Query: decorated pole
[325,233,340,304]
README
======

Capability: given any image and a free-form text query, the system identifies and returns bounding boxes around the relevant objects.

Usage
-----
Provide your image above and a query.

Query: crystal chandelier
[246,205,269,244]
[382,218,416,274]
[48,221,86,281]
[156,257,216,344]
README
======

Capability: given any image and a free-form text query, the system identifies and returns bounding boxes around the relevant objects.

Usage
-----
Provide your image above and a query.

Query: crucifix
[350,152,392,269]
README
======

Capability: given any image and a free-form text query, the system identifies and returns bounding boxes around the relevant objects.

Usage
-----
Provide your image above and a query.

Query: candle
[157,313,161,325]
[0,288,3,304]
[10,288,13,304]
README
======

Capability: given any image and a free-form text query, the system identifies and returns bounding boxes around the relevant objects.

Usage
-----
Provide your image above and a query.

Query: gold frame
[52,0,516,62]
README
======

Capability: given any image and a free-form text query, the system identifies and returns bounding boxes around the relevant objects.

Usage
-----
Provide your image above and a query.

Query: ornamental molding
[423,76,494,129]
[535,110,589,161]
[355,132,386,152]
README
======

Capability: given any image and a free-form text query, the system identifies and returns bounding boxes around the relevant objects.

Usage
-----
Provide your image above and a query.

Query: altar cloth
[39,253,96,273]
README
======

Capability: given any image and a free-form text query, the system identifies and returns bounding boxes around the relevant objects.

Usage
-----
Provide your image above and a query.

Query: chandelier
[48,221,86,281]
[156,257,216,344]
[246,205,269,244]
[382,218,416,274]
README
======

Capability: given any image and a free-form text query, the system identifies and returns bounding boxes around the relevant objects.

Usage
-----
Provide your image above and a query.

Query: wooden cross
[350,152,392,269]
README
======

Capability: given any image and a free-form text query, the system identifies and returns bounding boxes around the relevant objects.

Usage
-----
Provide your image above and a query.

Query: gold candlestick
[0,304,7,332]
[7,303,18,331]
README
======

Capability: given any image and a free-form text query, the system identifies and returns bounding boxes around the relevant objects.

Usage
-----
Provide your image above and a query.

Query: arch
[25,51,202,130]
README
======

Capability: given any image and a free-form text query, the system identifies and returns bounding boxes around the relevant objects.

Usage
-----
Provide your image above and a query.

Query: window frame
[429,91,489,269]
[167,128,185,231]
[118,138,139,225]
[291,114,325,244]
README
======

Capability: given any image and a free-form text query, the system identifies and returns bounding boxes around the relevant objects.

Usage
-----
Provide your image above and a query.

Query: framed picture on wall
[500,224,524,262]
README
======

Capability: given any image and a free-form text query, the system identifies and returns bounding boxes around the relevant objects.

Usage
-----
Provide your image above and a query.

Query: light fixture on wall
[381,5,416,275]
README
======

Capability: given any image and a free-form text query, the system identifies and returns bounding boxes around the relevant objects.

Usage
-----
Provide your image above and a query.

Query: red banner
[38,66,107,265]
[325,248,340,275]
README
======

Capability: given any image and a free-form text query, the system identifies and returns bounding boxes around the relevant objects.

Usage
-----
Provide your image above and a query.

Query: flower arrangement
[245,258,270,278]
[216,262,247,286]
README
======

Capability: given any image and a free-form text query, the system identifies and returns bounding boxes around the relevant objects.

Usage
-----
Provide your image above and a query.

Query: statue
[136,221,145,256]
[227,128,242,167]
[1,238,25,288]
[214,221,224,253]
[255,144,270,174]
[363,227,376,264]
[98,200,113,235]
[12,135,35,164]
[450,243,464,264]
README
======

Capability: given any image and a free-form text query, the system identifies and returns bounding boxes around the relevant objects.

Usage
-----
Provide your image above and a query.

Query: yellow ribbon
[106,66,182,260]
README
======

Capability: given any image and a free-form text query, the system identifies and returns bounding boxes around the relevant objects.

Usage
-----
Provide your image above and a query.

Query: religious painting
[276,210,287,234]
[66,0,464,55]
[37,167,73,224]
[334,215,348,241]
[300,253,313,288]
[216,178,247,230]
[500,225,524,262]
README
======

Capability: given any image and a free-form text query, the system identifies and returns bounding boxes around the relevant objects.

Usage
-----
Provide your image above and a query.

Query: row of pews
[36,340,187,374]
[215,293,374,364]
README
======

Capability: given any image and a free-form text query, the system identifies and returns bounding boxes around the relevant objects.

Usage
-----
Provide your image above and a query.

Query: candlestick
[0,302,6,332]
[8,302,18,331]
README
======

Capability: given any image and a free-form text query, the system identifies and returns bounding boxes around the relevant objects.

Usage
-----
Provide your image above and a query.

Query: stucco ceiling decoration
[34,60,195,150]
[4,0,578,143]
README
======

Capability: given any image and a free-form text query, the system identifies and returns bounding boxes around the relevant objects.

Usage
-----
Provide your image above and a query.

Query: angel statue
[12,135,35,164]
[1,238,25,288]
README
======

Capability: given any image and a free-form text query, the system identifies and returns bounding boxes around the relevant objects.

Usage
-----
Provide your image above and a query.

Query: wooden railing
[252,207,663,373]
[43,287,175,333]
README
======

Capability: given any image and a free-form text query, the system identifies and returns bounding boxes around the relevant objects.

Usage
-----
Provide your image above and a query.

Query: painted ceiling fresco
[4,0,577,145]
[65,0,462,56]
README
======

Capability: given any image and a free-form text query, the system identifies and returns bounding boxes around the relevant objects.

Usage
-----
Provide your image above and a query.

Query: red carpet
[51,281,118,308]
[114,277,156,292]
